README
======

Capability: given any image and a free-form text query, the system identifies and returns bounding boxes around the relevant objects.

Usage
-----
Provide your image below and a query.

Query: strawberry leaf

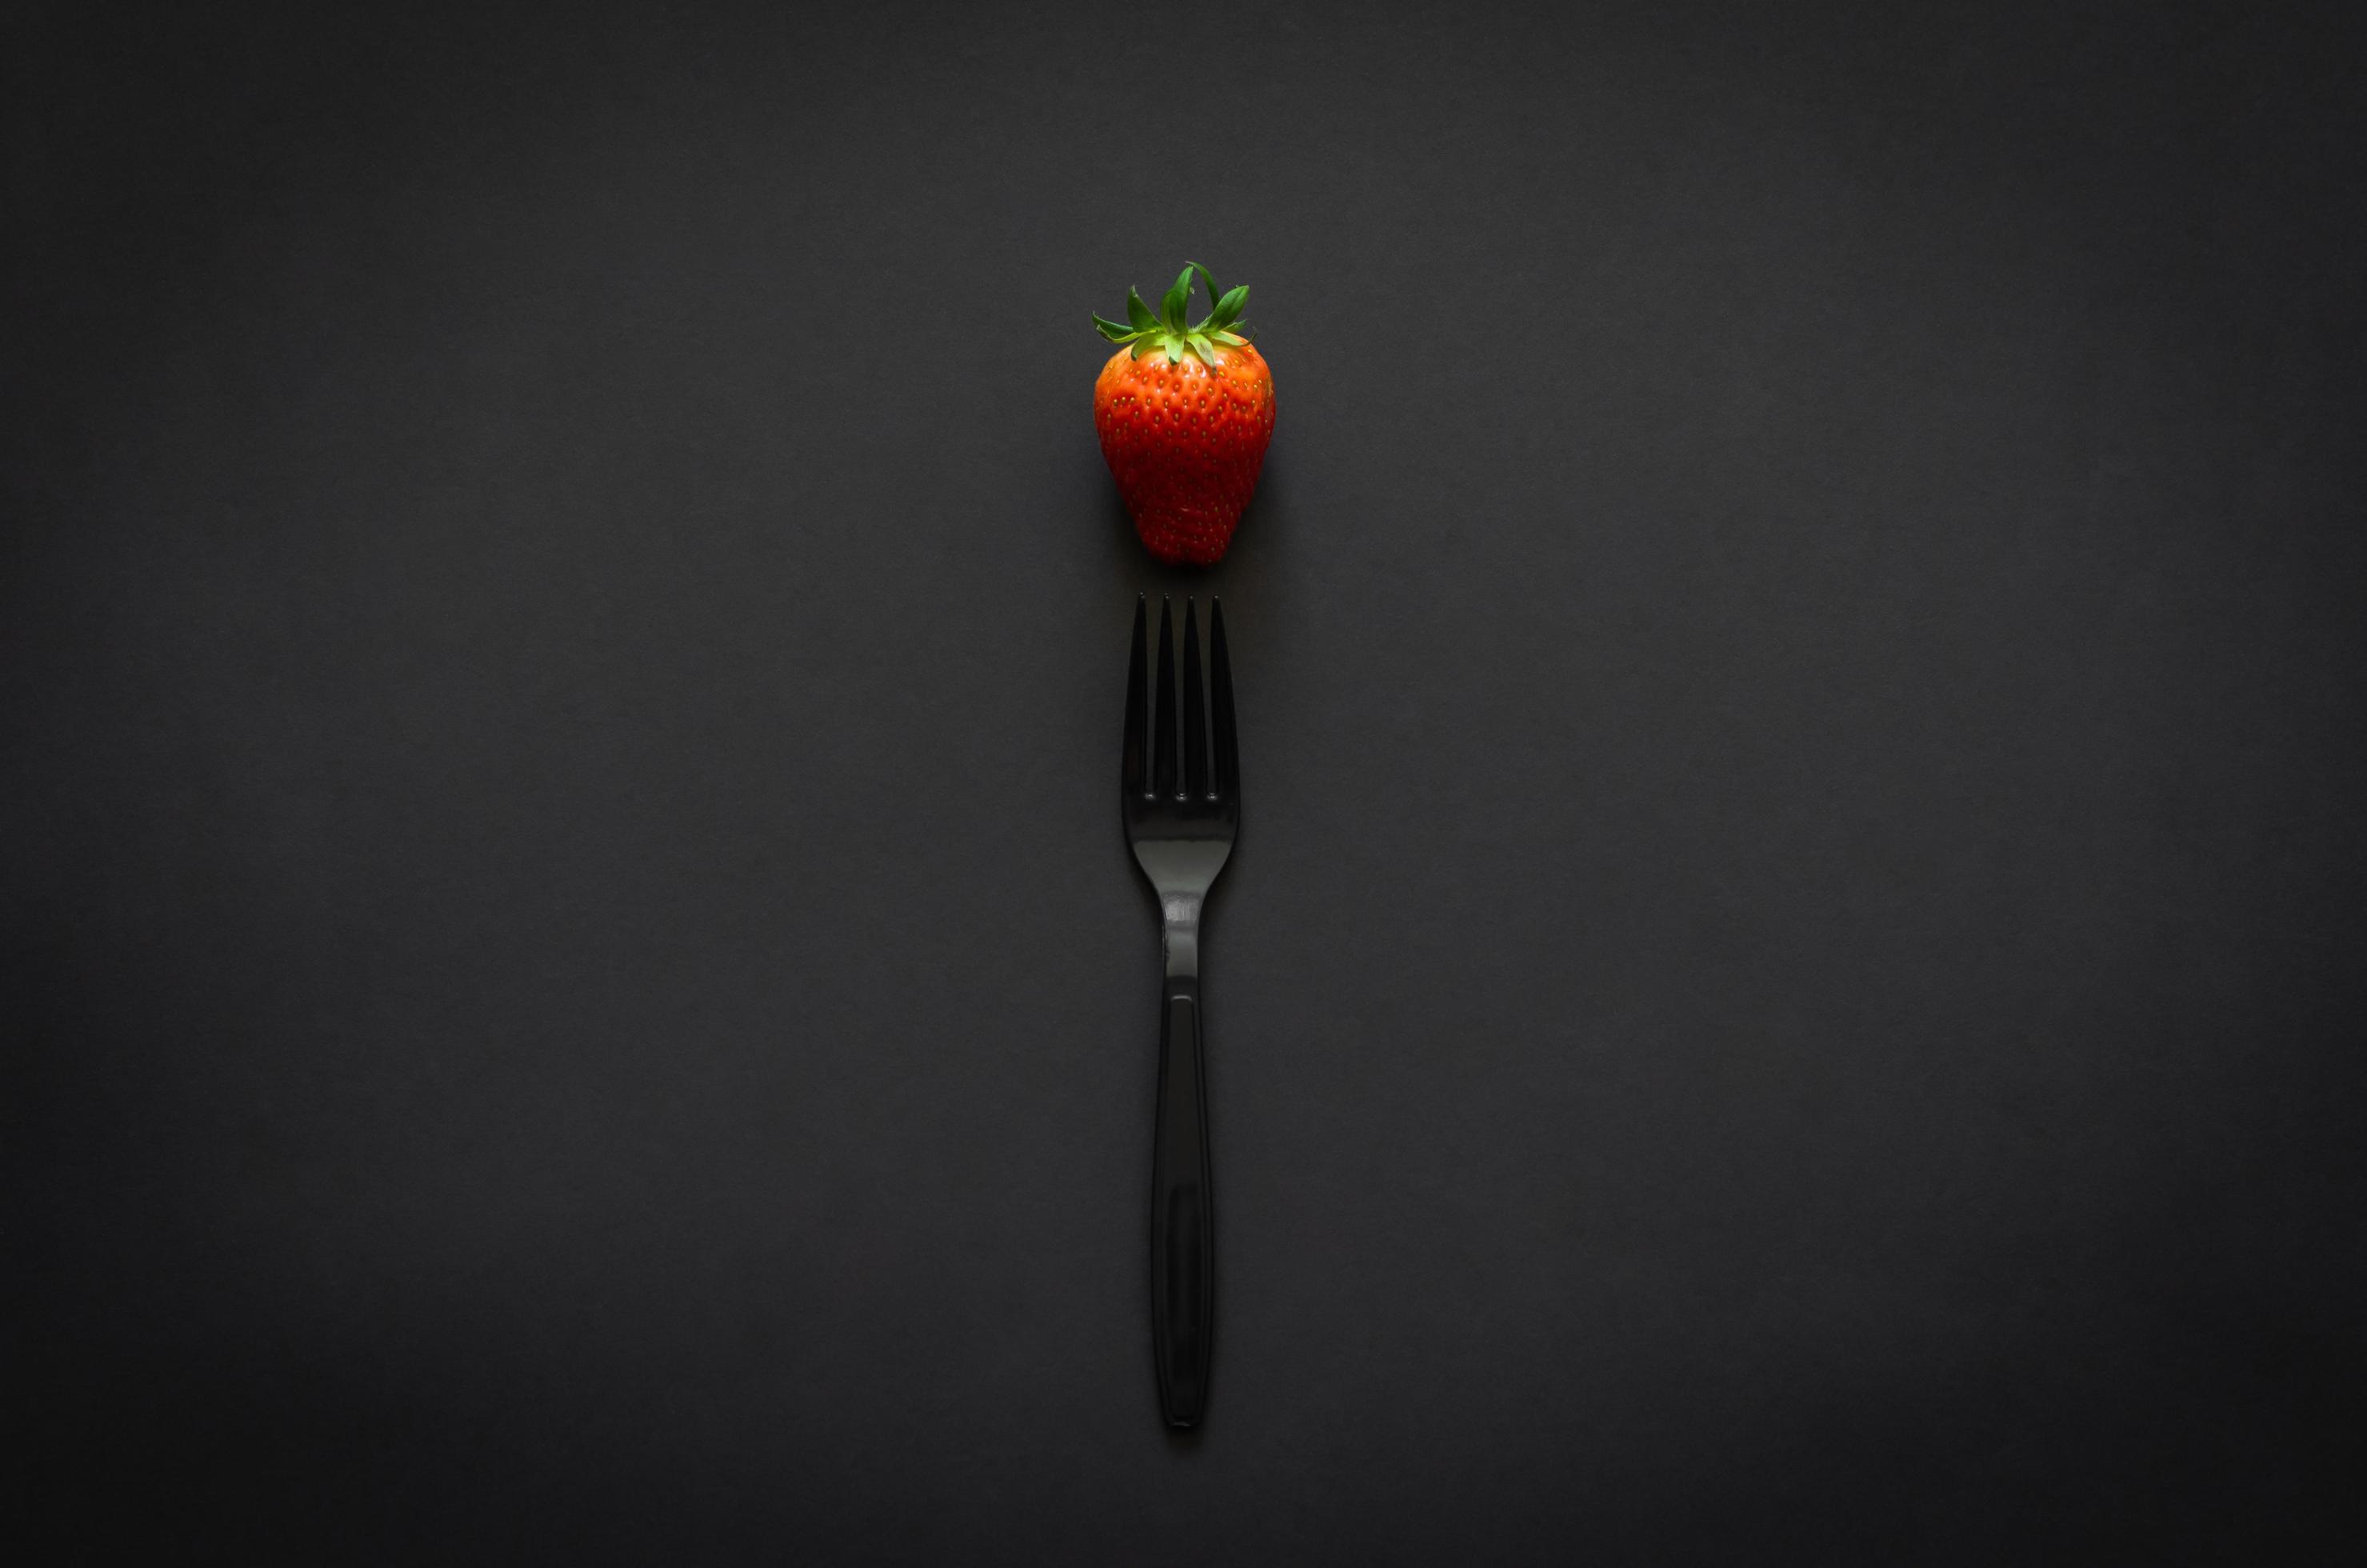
[1095,263,1255,354]
[1186,262,1222,323]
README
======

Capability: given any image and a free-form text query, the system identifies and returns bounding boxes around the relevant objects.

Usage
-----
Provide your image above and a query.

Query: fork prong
[1182,598,1208,799]
[1152,597,1178,798]
[1209,598,1238,805]
[1122,594,1147,798]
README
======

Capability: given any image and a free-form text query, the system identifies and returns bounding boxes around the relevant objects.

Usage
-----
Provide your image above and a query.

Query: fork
[1122,594,1238,1430]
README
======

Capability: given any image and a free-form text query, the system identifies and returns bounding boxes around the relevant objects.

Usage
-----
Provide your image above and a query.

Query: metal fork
[1122,594,1237,1429]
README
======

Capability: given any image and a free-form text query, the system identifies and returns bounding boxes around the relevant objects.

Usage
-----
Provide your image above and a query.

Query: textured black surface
[8,2,2365,1560]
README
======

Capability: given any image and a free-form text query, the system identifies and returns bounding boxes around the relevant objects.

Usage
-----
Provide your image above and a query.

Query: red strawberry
[1092,262,1275,565]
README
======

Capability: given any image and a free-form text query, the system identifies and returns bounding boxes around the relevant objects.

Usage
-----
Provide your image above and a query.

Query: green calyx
[1091,262,1253,366]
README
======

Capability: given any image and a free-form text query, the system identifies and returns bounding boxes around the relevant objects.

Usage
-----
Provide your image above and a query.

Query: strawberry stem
[1092,262,1253,366]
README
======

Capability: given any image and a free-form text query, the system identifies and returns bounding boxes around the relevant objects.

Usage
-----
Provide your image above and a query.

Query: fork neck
[1160,894,1205,982]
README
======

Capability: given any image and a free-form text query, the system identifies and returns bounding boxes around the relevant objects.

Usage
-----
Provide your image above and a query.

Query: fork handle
[1150,977,1214,1428]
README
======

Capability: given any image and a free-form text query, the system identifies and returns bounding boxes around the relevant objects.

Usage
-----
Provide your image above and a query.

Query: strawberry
[1092,262,1275,566]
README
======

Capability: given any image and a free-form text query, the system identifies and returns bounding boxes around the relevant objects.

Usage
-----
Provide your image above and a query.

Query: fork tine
[1209,598,1238,804]
[1182,598,1208,799]
[1152,596,1178,798]
[1122,594,1147,797]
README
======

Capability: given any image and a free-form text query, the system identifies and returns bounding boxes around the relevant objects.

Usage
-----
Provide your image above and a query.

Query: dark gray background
[8,1,2365,1560]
